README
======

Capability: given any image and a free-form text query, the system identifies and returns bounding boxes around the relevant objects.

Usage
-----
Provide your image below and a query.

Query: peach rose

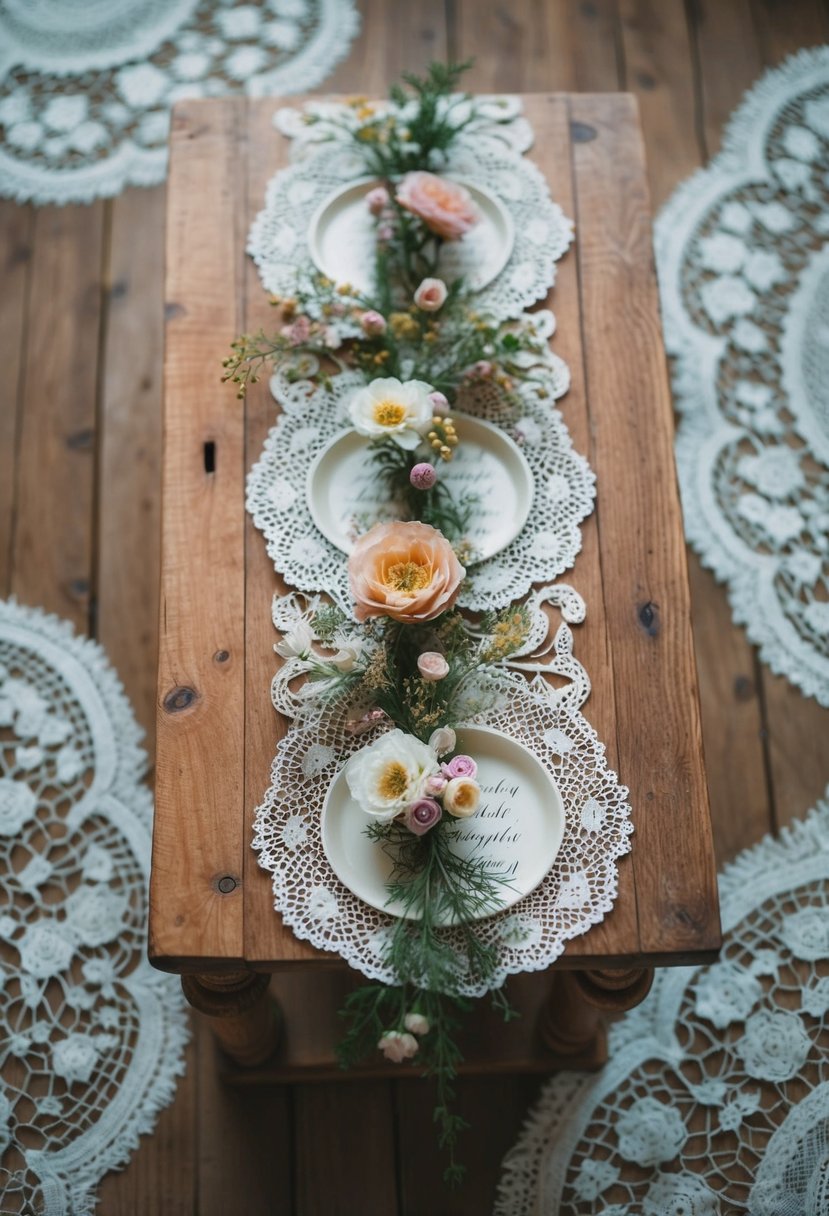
[348,521,465,624]
[395,172,480,240]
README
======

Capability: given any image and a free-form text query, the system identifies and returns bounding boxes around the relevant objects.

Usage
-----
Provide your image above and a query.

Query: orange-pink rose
[348,521,465,624]
[395,172,480,241]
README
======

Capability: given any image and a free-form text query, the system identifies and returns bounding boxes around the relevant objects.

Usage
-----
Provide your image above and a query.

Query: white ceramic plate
[307,176,515,294]
[321,725,565,925]
[306,414,533,564]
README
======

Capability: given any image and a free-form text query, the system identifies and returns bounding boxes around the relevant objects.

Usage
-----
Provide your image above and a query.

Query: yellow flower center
[372,400,408,427]
[385,561,431,593]
[453,783,476,810]
[378,761,409,800]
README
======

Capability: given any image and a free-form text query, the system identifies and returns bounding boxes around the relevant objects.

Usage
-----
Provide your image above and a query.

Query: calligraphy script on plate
[444,776,524,884]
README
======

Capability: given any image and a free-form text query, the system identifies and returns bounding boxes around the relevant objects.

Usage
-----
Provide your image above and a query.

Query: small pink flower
[361,310,387,336]
[428,391,449,412]
[410,462,437,490]
[344,708,388,736]
[424,773,447,796]
[396,172,480,240]
[367,185,390,215]
[414,277,448,312]
[442,753,477,779]
[404,798,442,835]
[377,222,394,242]
[404,1012,431,1036]
[417,651,449,681]
[378,1030,419,1062]
[284,315,311,346]
[467,360,493,379]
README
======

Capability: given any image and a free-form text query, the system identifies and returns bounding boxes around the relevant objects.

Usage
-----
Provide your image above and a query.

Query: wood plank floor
[2,1,827,1212]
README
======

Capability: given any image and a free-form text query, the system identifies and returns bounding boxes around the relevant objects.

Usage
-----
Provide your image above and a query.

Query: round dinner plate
[321,725,566,925]
[307,176,515,294]
[306,413,533,563]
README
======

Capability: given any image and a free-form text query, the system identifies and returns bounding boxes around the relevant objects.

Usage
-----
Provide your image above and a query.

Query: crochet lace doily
[246,311,595,615]
[252,586,633,999]
[0,0,360,205]
[497,793,829,1216]
[248,97,574,322]
[657,47,829,707]
[0,600,189,1216]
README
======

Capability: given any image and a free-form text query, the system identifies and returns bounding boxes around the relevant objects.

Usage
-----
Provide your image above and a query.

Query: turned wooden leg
[181,970,281,1067]
[538,967,654,1065]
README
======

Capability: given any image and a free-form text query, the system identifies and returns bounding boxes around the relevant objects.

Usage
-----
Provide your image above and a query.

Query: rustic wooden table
[149,92,721,1078]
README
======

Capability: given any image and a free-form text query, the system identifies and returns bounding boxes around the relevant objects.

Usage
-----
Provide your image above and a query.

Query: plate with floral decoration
[321,725,565,925]
[307,175,515,295]
[306,414,533,563]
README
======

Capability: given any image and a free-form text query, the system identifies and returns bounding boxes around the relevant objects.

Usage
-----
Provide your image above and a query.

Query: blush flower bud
[366,185,390,215]
[442,754,478,779]
[414,277,448,311]
[361,310,387,336]
[428,390,449,412]
[378,1030,419,1062]
[404,1012,431,1036]
[404,798,442,835]
[410,462,437,491]
[417,651,449,681]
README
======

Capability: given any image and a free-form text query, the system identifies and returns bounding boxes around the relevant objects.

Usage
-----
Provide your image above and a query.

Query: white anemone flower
[348,377,434,449]
[328,636,364,672]
[345,728,440,821]
[274,620,314,659]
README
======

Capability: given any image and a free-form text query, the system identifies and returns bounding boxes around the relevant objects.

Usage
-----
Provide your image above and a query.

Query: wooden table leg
[538,967,654,1066]
[181,970,281,1067]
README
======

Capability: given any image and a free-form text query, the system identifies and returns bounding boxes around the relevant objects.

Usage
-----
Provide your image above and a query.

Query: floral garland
[235,63,582,1183]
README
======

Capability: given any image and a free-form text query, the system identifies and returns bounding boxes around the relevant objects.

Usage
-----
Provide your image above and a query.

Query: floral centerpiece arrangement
[277,518,531,1180]
[224,62,554,554]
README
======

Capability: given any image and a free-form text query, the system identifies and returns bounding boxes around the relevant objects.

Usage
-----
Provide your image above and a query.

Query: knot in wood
[163,685,198,712]
[216,875,237,894]
[638,601,659,636]
[570,121,597,143]
[214,649,230,664]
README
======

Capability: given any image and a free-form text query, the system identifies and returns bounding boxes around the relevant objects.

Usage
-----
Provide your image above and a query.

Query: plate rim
[320,722,566,924]
[307,173,516,293]
[305,412,535,562]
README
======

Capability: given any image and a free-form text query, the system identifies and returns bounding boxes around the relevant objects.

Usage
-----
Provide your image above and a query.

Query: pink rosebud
[286,315,311,346]
[424,773,447,796]
[410,462,437,491]
[361,310,387,336]
[428,391,449,412]
[344,708,388,736]
[378,1030,419,1062]
[468,360,493,379]
[404,1012,431,1036]
[404,797,442,835]
[417,651,449,681]
[377,222,394,242]
[413,277,448,312]
[442,753,478,779]
[367,185,390,216]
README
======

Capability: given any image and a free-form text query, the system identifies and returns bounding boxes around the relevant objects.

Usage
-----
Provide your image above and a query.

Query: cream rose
[414,277,448,311]
[348,521,465,624]
[345,728,439,822]
[348,376,433,450]
[396,172,480,240]
[443,776,481,818]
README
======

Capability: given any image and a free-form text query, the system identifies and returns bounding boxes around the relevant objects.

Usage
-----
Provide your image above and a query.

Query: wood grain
[570,91,720,959]
[0,201,32,593]
[150,101,249,971]
[97,184,166,751]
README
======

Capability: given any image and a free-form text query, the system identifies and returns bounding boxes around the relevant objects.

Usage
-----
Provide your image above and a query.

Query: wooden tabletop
[149,92,721,977]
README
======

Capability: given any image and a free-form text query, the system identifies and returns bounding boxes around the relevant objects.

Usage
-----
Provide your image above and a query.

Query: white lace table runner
[657,47,829,706]
[245,311,595,616]
[252,587,633,998]
[0,600,188,1215]
[497,792,829,1216]
[248,96,574,321]
[0,0,359,204]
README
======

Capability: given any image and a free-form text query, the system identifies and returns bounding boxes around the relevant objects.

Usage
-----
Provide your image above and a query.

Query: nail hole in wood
[163,685,198,712]
[216,875,238,894]
[203,441,216,474]
[638,601,659,637]
[570,121,597,143]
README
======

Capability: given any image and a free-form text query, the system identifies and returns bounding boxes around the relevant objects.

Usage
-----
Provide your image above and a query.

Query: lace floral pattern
[245,311,594,615]
[0,0,360,204]
[248,97,573,322]
[252,587,633,998]
[0,600,189,1215]
[657,47,829,706]
[496,794,829,1216]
